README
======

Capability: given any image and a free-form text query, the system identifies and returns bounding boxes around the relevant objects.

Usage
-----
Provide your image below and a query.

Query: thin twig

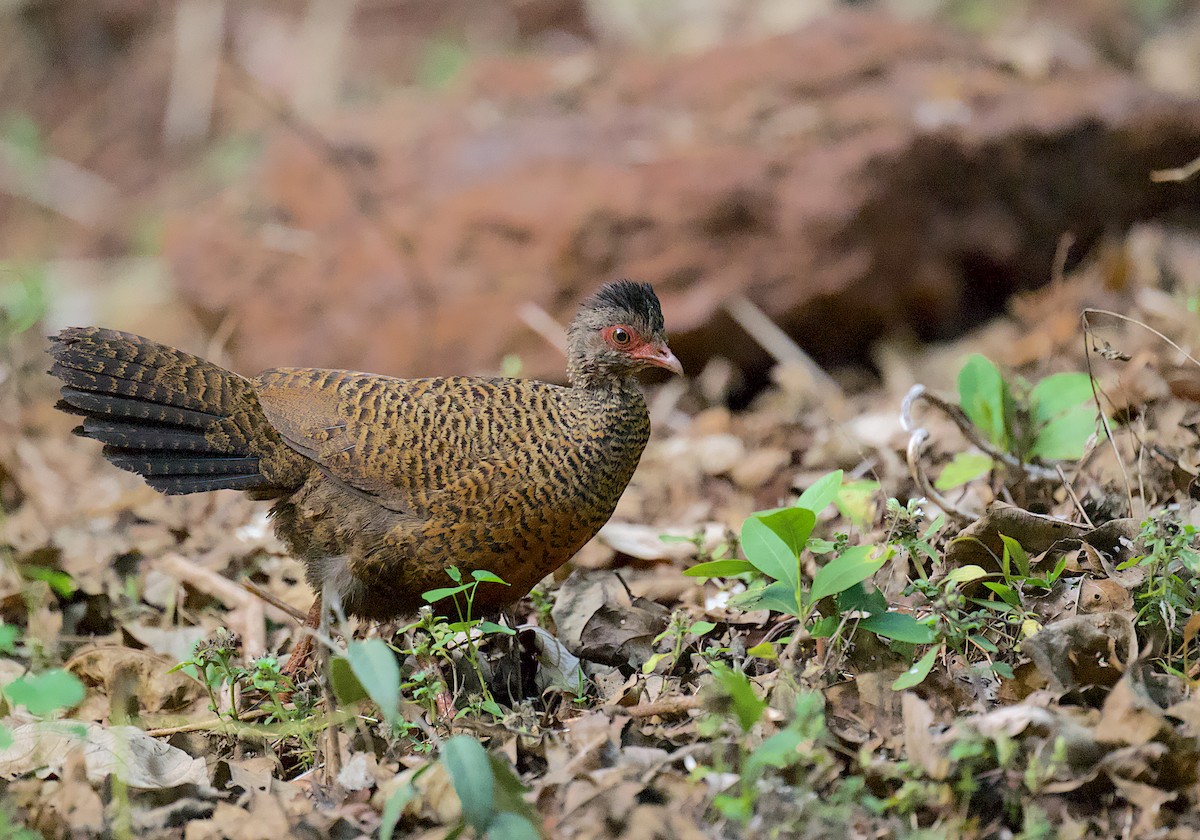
[241,580,308,623]
[609,693,702,719]
[901,385,1059,483]
[724,295,843,399]
[144,708,273,737]
[516,302,568,354]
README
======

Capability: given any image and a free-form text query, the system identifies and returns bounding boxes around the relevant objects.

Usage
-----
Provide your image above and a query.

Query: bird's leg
[320,581,344,782]
[281,596,322,680]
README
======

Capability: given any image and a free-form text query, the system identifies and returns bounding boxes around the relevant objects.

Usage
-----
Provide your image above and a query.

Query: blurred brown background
[3,0,1200,399]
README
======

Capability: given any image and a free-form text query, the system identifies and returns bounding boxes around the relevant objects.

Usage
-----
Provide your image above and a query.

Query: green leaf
[737,580,801,616]
[809,615,839,638]
[22,566,75,598]
[744,728,803,780]
[486,753,537,821]
[379,782,416,840]
[346,639,401,727]
[478,621,516,636]
[708,663,766,733]
[755,507,817,560]
[740,512,808,592]
[747,641,777,659]
[810,546,888,604]
[0,625,19,655]
[892,646,941,691]
[684,559,757,578]
[958,354,1009,448]
[836,582,888,616]
[999,534,1030,578]
[1029,372,1094,424]
[934,452,994,491]
[836,480,880,530]
[689,621,717,637]
[423,583,472,604]
[3,669,85,716]
[1029,403,1096,461]
[982,581,1021,608]
[796,470,843,515]
[946,565,991,584]
[442,736,496,834]
[486,812,542,840]
[328,656,368,705]
[858,612,936,644]
[471,570,509,585]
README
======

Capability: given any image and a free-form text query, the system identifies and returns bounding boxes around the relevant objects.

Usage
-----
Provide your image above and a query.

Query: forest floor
[6,226,1200,838]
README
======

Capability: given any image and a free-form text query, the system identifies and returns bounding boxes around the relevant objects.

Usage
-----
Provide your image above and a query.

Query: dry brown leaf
[1022,612,1137,696]
[66,645,202,714]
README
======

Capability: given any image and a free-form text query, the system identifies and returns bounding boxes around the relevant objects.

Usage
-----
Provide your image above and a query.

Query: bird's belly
[274,479,619,620]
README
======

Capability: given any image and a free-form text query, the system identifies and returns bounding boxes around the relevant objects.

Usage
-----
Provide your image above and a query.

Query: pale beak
[632,342,684,376]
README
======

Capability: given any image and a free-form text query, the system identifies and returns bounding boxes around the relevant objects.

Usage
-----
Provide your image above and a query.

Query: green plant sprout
[940,355,1099,490]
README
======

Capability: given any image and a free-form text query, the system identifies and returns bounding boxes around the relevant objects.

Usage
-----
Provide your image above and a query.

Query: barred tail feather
[50,327,272,495]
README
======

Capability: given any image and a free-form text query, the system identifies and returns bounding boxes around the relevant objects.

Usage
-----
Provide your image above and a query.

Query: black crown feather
[586,280,664,332]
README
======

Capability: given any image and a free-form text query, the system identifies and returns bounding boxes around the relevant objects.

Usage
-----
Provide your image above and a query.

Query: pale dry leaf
[0,721,208,789]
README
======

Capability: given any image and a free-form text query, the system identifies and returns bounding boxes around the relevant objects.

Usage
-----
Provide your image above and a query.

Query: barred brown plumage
[48,280,680,666]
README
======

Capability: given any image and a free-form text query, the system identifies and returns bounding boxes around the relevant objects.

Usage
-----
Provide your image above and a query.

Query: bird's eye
[611,327,631,346]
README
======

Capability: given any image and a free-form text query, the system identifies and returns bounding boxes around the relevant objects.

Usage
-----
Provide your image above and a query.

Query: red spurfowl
[49,280,681,669]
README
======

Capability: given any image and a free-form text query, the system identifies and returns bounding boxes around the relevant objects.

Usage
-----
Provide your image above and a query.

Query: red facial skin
[601,325,684,376]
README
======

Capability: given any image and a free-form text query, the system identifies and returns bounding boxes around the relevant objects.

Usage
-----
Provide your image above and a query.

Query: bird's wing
[253,368,554,515]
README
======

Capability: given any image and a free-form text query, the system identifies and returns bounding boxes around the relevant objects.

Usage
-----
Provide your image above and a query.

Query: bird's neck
[569,371,641,399]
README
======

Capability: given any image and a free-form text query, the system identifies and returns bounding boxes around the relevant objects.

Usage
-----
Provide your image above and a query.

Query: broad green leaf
[934,452,994,491]
[741,514,805,592]
[471,570,509,585]
[443,736,496,834]
[22,566,75,598]
[641,653,671,675]
[478,621,516,636]
[380,779,420,840]
[1029,403,1096,461]
[689,621,717,637]
[837,582,888,616]
[892,646,940,691]
[755,507,817,560]
[422,583,472,604]
[796,470,843,515]
[736,580,801,616]
[946,565,991,584]
[957,354,1009,448]
[1029,372,1094,424]
[810,615,839,638]
[858,612,936,644]
[747,641,777,659]
[969,634,998,653]
[708,663,766,733]
[487,754,538,820]
[0,625,18,655]
[684,559,756,578]
[744,728,803,780]
[810,546,888,604]
[836,480,880,530]
[982,581,1020,608]
[3,669,85,716]
[346,639,401,727]
[329,656,368,705]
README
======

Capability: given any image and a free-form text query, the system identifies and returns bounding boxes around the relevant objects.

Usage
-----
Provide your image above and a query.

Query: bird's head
[567,280,682,388]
